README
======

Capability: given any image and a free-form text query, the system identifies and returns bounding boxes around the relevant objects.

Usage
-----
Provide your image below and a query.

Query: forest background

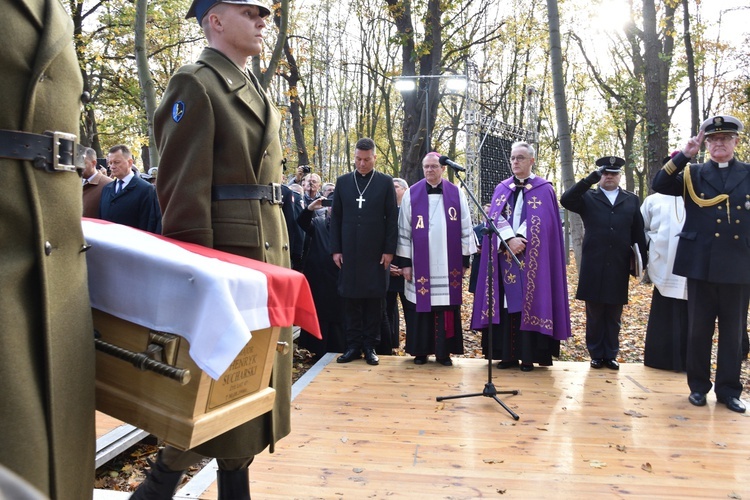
[67,0,749,206]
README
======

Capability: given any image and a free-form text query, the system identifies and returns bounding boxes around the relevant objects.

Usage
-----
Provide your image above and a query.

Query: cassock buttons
[735,235,740,240]
[715,233,720,237]
[44,241,53,256]
[717,219,722,224]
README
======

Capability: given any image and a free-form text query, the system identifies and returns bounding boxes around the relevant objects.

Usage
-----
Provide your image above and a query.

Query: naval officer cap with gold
[700,115,744,136]
[186,0,271,21]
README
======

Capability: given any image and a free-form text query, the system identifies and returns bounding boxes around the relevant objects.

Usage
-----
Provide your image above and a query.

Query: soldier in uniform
[653,115,748,413]
[560,156,648,371]
[0,1,95,498]
[140,0,291,498]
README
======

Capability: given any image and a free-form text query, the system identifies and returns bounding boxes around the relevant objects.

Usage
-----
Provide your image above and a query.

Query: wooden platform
[172,356,749,499]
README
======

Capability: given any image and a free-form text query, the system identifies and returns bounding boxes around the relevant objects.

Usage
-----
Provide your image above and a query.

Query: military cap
[595,156,626,172]
[700,115,744,136]
[186,0,271,22]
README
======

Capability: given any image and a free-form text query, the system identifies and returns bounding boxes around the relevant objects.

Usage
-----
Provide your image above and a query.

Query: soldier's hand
[587,166,607,184]
[682,130,704,158]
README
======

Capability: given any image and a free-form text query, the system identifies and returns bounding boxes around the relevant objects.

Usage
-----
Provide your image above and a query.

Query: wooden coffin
[93,308,280,451]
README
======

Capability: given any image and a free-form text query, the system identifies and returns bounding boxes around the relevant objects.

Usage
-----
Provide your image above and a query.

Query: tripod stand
[435,167,520,421]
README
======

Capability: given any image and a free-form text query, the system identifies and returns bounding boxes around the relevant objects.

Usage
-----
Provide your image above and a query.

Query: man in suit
[82,147,113,218]
[0,1,95,498]
[560,156,648,371]
[653,115,748,413]
[99,144,161,233]
[330,137,399,366]
[143,0,291,498]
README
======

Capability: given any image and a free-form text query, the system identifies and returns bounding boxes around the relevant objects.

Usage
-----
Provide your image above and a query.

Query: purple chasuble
[470,177,571,341]
[410,178,463,313]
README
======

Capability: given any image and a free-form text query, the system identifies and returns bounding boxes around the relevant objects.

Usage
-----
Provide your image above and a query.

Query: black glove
[585,166,606,184]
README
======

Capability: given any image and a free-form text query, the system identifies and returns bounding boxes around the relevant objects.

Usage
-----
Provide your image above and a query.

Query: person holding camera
[287,164,311,186]
[560,156,647,371]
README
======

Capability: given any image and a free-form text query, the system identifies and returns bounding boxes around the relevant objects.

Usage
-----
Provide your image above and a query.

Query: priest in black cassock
[330,137,399,366]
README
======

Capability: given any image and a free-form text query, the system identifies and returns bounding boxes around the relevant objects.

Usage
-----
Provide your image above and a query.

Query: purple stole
[410,179,463,313]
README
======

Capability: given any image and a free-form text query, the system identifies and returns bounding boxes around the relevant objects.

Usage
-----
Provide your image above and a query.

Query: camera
[321,198,333,207]
[301,165,312,174]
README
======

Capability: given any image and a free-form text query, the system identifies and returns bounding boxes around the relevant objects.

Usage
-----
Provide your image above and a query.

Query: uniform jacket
[330,170,398,298]
[155,47,291,458]
[653,152,750,284]
[99,175,162,233]
[0,1,95,498]
[82,171,114,218]
[560,179,647,304]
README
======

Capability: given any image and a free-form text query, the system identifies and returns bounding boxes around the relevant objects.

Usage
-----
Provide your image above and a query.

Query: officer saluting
[653,115,748,413]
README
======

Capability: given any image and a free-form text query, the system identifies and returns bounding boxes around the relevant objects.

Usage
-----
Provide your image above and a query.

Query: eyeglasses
[510,156,529,162]
[706,134,737,143]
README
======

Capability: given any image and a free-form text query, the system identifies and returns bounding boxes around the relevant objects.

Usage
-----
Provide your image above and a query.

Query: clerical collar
[711,158,734,169]
[426,181,442,194]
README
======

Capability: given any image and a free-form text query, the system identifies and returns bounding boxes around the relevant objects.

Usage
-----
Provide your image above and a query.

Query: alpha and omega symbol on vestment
[448,207,458,221]
[415,215,425,229]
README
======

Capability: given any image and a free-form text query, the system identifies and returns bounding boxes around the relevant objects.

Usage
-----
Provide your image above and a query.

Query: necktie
[116,179,124,194]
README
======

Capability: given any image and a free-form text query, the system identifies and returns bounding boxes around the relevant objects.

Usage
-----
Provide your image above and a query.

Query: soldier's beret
[700,115,744,136]
[595,156,626,172]
[186,0,271,22]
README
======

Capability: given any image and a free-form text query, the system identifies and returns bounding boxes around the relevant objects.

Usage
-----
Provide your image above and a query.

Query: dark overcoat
[0,1,95,498]
[82,171,113,218]
[560,180,647,304]
[330,170,398,298]
[155,47,292,458]
[99,175,161,233]
[653,154,750,284]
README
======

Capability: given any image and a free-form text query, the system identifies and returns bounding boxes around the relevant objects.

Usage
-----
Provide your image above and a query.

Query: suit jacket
[154,47,291,458]
[561,179,647,304]
[330,169,398,298]
[99,175,162,233]
[0,1,95,498]
[82,171,114,218]
[653,152,750,284]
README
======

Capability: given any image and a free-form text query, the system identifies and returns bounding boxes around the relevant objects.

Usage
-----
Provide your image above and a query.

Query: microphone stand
[436,166,520,420]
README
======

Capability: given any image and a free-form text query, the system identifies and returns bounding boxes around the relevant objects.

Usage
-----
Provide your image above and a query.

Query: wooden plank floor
[186,357,749,499]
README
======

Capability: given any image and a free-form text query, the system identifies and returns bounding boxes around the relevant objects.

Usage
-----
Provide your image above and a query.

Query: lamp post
[395,75,468,157]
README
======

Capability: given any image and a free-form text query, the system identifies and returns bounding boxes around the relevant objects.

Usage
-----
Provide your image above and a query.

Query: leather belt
[0,129,84,174]
[211,183,283,205]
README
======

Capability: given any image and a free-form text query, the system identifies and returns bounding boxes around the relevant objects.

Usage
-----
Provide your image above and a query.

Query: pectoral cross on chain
[356,195,365,208]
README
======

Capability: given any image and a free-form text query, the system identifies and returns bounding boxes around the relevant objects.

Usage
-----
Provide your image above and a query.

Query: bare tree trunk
[135,0,159,169]
[257,0,289,89]
[683,0,700,136]
[642,0,676,182]
[547,0,581,266]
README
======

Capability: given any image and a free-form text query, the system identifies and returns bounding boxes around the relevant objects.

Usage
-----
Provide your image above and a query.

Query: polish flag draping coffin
[83,219,320,450]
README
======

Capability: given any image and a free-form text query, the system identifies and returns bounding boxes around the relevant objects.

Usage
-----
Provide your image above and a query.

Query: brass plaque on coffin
[207,328,273,410]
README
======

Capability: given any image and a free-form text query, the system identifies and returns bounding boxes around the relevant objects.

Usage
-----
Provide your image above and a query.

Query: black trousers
[584,301,623,359]
[686,279,749,399]
[342,297,383,351]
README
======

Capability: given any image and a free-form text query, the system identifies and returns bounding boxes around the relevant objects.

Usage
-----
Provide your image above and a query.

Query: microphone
[438,155,466,172]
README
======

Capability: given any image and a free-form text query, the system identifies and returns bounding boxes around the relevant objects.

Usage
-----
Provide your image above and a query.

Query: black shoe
[130,454,185,500]
[497,360,519,369]
[217,467,250,500]
[414,355,427,365]
[688,392,707,407]
[590,358,604,369]
[436,357,453,366]
[337,349,361,363]
[520,364,534,372]
[604,359,620,370]
[718,396,746,413]
[364,348,379,365]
